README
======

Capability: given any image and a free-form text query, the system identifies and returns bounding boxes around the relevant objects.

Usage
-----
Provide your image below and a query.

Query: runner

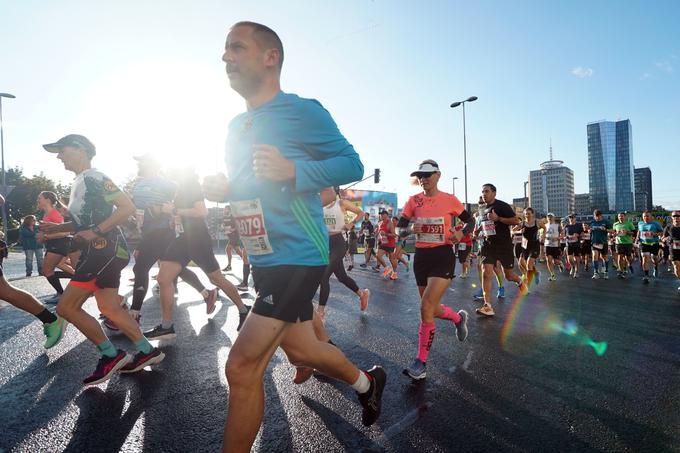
[512,226,524,268]
[476,184,528,317]
[515,207,544,288]
[454,221,473,278]
[127,154,219,329]
[581,222,593,272]
[590,209,612,279]
[397,160,471,379]
[662,211,680,292]
[144,169,250,340]
[317,187,370,320]
[564,214,583,278]
[0,193,66,349]
[42,134,164,384]
[636,210,663,284]
[345,224,358,271]
[208,22,385,450]
[472,198,506,300]
[359,212,376,268]
[613,212,635,279]
[374,210,399,279]
[392,216,410,271]
[542,213,562,281]
[36,191,75,304]
[222,205,251,290]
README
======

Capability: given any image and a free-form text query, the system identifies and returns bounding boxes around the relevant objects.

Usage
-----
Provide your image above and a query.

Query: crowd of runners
[1,21,679,452]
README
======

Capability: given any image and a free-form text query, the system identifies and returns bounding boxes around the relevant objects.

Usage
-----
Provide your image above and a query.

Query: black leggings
[131,229,205,311]
[319,234,360,306]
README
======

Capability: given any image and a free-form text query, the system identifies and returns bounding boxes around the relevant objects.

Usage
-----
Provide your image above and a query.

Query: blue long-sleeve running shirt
[225,91,364,267]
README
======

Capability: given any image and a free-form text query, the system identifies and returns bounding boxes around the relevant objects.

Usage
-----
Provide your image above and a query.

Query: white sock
[351,371,370,393]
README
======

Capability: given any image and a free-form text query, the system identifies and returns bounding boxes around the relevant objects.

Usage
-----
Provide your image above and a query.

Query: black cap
[43,134,96,158]
[379,210,388,215]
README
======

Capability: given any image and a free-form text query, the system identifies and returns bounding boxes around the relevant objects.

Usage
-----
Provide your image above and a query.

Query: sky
[1,0,678,208]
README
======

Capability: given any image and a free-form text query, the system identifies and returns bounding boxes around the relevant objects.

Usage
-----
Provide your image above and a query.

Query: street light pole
[452,176,458,195]
[523,181,529,207]
[450,96,478,208]
[0,93,16,239]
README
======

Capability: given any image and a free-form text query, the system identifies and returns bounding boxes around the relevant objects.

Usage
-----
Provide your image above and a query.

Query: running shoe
[558,263,565,273]
[144,324,177,340]
[405,262,410,272]
[44,316,67,349]
[403,359,427,380]
[473,288,484,300]
[237,306,251,331]
[222,265,232,272]
[204,288,218,314]
[497,286,505,298]
[476,303,495,317]
[44,294,61,305]
[518,281,529,295]
[549,273,557,282]
[358,366,387,426]
[653,266,658,278]
[592,272,600,279]
[293,366,314,384]
[82,350,131,385]
[603,272,609,280]
[535,271,541,285]
[372,266,380,273]
[643,276,649,284]
[460,272,467,279]
[455,310,468,342]
[359,263,367,268]
[390,272,398,280]
[382,267,392,278]
[103,317,120,332]
[236,281,249,291]
[359,289,370,311]
[119,348,165,373]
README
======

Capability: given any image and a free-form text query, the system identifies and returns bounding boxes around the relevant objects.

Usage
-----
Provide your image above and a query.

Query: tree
[1,167,69,226]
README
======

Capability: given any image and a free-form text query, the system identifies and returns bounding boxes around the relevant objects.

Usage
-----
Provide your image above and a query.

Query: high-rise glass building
[587,119,635,212]
[634,167,653,211]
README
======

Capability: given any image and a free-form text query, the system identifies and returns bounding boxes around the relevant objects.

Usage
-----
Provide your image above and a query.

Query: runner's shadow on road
[0,339,92,451]
[256,355,295,451]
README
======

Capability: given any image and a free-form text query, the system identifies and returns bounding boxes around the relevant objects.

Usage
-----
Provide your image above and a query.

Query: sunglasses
[415,172,435,179]
[673,214,680,218]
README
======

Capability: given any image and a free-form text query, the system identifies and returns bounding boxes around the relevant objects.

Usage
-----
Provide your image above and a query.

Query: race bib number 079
[231,198,273,255]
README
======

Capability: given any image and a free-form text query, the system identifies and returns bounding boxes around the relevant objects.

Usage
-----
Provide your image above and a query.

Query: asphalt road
[1,251,680,453]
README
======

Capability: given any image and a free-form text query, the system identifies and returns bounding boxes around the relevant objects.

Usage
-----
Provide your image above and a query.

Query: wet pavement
[1,251,680,452]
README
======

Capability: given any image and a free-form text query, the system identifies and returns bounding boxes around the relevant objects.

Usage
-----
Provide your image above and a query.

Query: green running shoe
[44,316,67,349]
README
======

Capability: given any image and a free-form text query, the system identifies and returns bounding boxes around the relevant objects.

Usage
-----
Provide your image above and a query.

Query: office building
[528,149,575,218]
[574,193,591,215]
[634,167,653,211]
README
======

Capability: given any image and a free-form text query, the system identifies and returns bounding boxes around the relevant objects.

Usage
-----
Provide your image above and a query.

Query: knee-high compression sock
[417,322,436,363]
[46,275,64,294]
[243,263,250,284]
[437,305,462,324]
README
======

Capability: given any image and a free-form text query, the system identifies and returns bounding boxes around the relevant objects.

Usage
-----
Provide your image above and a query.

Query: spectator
[19,215,44,277]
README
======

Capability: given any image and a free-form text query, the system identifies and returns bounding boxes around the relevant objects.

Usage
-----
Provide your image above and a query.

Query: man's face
[569,217,576,224]
[642,212,651,223]
[481,186,495,204]
[380,212,388,221]
[583,223,590,231]
[618,213,626,222]
[672,212,680,225]
[547,215,555,223]
[364,213,370,221]
[223,26,269,97]
[56,146,85,172]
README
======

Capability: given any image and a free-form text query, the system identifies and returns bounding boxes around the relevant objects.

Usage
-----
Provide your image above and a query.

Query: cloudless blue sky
[1,0,678,208]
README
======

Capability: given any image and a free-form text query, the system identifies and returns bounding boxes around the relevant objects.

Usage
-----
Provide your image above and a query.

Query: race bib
[593,243,604,250]
[641,231,654,239]
[482,220,496,238]
[567,235,578,243]
[512,235,523,245]
[380,235,389,244]
[231,199,273,255]
[135,209,145,231]
[174,215,184,237]
[582,233,591,241]
[416,217,446,244]
[617,229,627,236]
[673,240,680,250]
[458,242,467,251]
[521,237,528,249]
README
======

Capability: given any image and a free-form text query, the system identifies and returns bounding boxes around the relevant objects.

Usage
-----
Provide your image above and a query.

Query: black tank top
[522,220,539,245]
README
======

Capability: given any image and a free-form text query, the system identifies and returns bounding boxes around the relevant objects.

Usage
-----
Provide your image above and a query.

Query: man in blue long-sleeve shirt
[204,21,386,452]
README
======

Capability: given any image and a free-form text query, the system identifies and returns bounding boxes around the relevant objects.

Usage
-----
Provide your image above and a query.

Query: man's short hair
[483,183,497,193]
[232,21,284,69]
[593,209,602,216]
[642,210,651,215]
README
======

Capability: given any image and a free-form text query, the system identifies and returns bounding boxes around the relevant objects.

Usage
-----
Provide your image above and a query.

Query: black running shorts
[545,246,562,259]
[513,243,523,259]
[457,245,470,264]
[71,233,129,289]
[251,265,325,322]
[592,242,609,256]
[162,232,220,274]
[414,245,455,287]
[566,242,581,256]
[45,237,72,256]
[581,242,592,256]
[616,243,633,256]
[640,243,659,255]
[227,234,242,248]
[365,238,375,249]
[522,244,540,260]
[480,244,515,269]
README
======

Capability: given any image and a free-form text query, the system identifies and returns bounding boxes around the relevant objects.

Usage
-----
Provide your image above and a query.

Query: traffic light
[374,168,380,184]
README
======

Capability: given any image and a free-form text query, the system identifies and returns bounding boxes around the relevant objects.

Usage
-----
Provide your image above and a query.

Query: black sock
[243,263,250,284]
[36,309,57,324]
[46,275,64,294]
[52,271,73,279]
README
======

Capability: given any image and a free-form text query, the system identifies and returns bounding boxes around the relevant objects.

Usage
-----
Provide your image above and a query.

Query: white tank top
[323,199,345,234]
